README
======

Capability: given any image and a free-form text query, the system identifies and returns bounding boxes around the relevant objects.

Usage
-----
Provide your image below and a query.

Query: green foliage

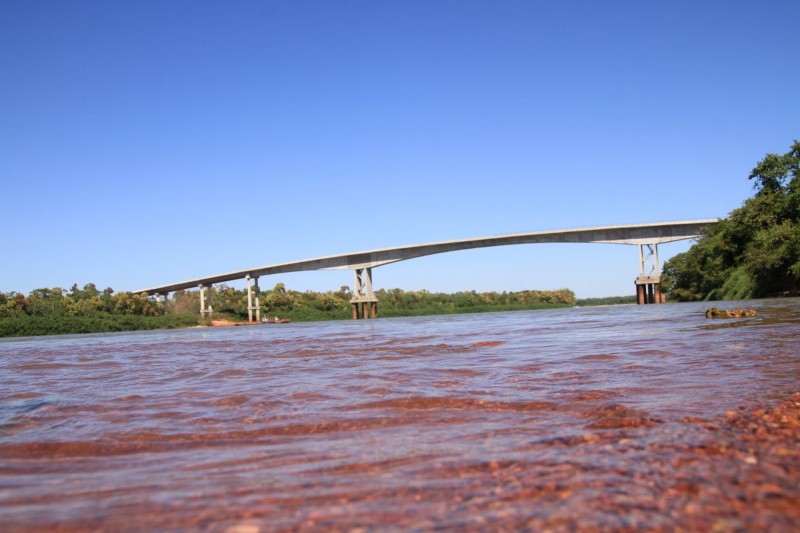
[171,290,200,314]
[0,284,175,337]
[749,140,800,195]
[0,314,198,338]
[1,283,163,320]
[718,266,755,301]
[661,140,800,301]
[575,295,637,306]
[373,288,576,314]
[250,285,575,321]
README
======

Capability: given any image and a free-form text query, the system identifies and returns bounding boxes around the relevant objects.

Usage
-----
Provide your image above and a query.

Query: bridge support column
[634,243,665,304]
[350,267,378,319]
[159,292,169,315]
[246,275,261,323]
[635,279,666,304]
[199,284,213,318]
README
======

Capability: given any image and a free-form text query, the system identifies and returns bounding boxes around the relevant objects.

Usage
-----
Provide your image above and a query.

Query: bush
[0,314,198,338]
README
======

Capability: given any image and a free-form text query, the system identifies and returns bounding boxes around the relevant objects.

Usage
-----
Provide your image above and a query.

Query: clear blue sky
[2,1,798,298]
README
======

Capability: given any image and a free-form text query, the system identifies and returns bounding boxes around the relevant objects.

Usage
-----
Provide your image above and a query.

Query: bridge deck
[135,219,718,295]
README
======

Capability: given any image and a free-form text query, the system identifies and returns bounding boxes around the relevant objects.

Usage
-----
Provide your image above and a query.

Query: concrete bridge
[135,219,719,319]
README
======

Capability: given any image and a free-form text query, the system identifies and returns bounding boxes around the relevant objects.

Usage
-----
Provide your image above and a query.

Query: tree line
[660,140,800,301]
[0,284,196,337]
[0,282,577,337]
[0,283,161,318]
[168,283,578,321]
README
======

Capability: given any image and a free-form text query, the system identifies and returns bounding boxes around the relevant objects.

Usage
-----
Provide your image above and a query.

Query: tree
[171,290,200,314]
[28,288,66,316]
[662,141,800,300]
[265,283,294,312]
[748,140,800,195]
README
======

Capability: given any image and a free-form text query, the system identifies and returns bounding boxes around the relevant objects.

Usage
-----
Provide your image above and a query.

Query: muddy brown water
[1,299,799,531]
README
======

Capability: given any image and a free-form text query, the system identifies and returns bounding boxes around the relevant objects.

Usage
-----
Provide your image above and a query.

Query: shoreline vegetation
[0,283,636,338]
[660,140,800,301]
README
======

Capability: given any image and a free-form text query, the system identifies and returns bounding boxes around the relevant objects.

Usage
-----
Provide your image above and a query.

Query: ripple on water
[351,396,554,412]
[573,353,620,362]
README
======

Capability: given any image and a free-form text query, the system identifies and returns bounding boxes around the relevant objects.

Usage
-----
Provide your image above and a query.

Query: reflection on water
[1,299,799,530]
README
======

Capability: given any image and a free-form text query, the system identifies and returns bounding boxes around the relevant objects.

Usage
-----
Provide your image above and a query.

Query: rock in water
[706,307,757,319]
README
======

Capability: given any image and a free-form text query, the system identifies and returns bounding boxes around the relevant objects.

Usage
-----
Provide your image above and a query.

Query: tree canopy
[661,141,800,301]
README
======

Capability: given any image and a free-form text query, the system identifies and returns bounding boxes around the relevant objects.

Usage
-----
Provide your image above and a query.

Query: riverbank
[0,302,580,338]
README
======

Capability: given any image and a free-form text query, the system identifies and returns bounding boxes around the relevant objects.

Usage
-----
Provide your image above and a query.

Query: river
[2,299,799,531]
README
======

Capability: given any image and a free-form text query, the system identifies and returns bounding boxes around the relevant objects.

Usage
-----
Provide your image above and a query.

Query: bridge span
[135,219,719,319]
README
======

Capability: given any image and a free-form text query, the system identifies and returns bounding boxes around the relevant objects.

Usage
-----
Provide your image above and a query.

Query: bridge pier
[199,284,213,318]
[635,276,665,304]
[350,267,378,319]
[159,292,169,315]
[634,243,665,304]
[246,275,261,323]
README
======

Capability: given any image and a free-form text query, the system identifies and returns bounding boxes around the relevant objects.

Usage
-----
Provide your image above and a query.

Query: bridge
[135,219,719,319]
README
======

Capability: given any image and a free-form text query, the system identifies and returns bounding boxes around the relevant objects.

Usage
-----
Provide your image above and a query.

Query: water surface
[2,299,799,530]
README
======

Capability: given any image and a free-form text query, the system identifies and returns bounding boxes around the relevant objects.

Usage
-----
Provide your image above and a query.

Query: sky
[1,1,798,299]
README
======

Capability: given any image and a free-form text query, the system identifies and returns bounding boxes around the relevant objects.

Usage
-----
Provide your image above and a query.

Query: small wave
[0,417,413,458]
[630,349,673,357]
[514,363,544,372]
[0,399,51,430]
[208,369,248,379]
[573,353,620,362]
[350,397,553,412]
[583,403,662,429]
[560,390,620,402]
[472,341,505,348]
[212,395,250,407]
[115,395,145,402]
[11,362,75,371]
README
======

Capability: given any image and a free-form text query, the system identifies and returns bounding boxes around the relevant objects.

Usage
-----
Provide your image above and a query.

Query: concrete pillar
[159,292,169,315]
[247,275,259,323]
[254,277,261,322]
[353,270,360,297]
[636,284,646,305]
[635,242,665,304]
[638,244,646,278]
[350,267,379,319]
[199,285,213,318]
[653,244,660,277]
[635,279,665,305]
[364,267,374,298]
[638,243,661,278]
[247,277,253,322]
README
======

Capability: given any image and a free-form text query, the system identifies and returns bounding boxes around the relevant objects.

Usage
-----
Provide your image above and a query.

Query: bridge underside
[135,220,718,318]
